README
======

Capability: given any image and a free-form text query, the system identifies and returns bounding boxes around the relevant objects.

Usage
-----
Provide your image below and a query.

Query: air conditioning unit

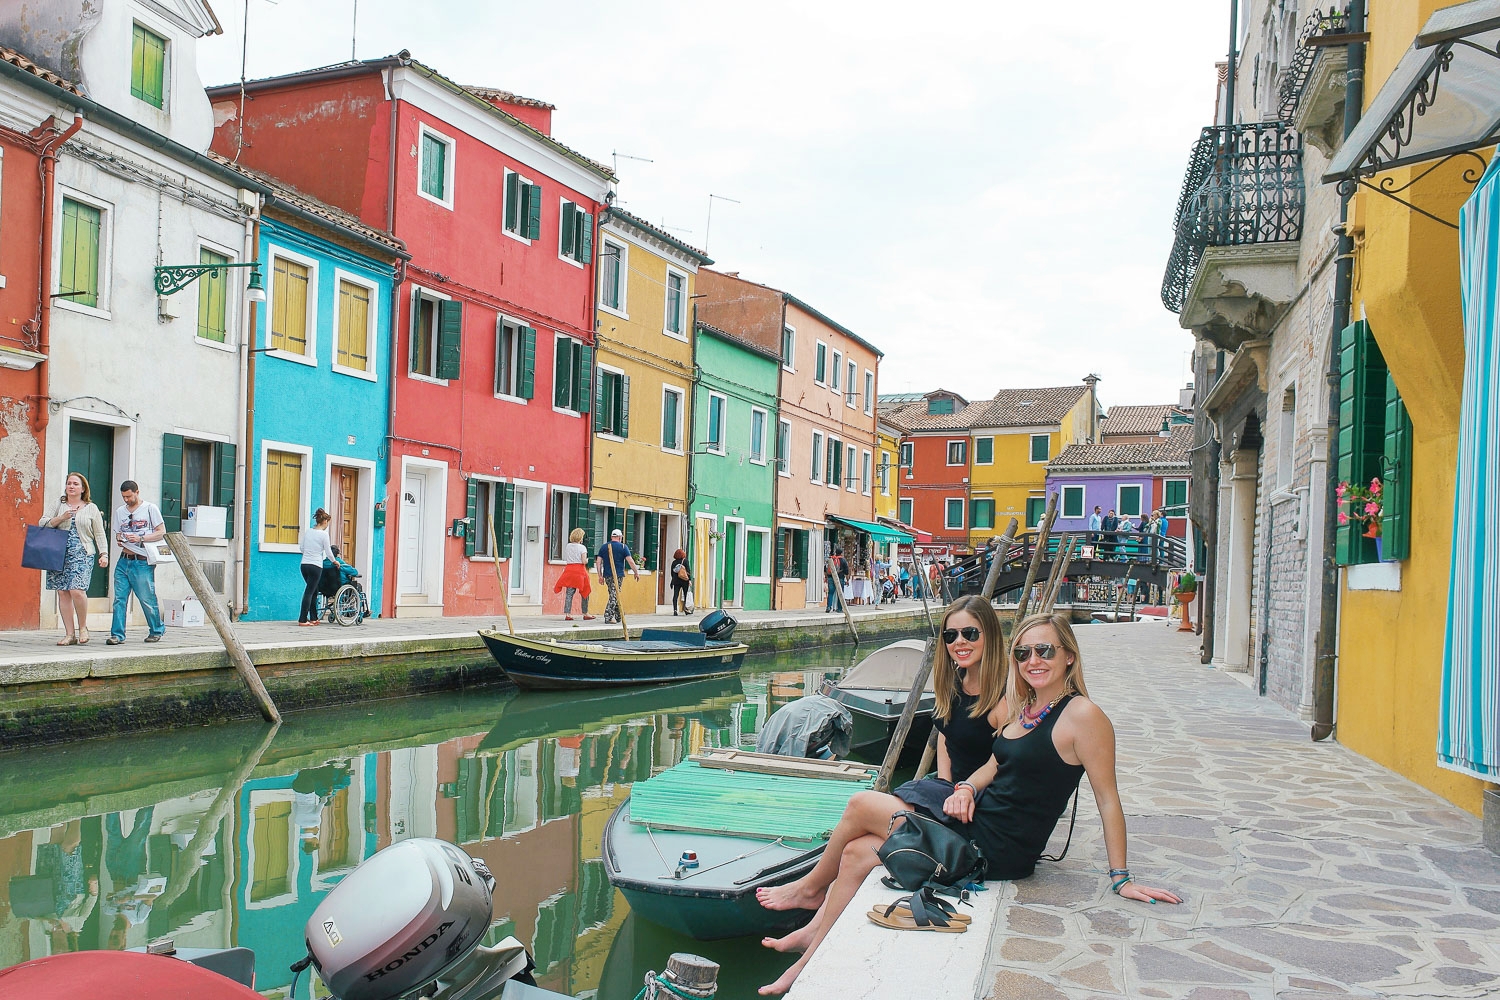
[182,505,228,538]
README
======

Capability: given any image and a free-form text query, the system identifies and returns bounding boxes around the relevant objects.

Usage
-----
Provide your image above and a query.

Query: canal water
[0,641,899,999]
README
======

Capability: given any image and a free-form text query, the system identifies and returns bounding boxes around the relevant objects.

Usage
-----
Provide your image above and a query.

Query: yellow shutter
[337,280,370,371]
[271,258,309,356]
[264,450,304,545]
[251,800,292,901]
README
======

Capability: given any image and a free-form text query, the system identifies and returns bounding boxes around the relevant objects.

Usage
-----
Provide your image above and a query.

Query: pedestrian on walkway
[298,509,336,626]
[755,611,1181,996]
[41,472,109,646]
[1102,508,1120,560]
[556,527,594,621]
[825,547,845,613]
[1088,505,1103,539]
[106,481,166,645]
[595,528,640,624]
[669,547,692,615]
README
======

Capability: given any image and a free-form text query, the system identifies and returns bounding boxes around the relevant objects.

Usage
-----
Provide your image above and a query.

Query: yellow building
[875,421,901,523]
[965,380,1100,548]
[590,209,712,615]
[1321,2,1497,815]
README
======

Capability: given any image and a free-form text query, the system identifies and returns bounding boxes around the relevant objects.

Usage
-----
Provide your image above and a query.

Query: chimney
[1180,382,1196,412]
[1082,374,1101,444]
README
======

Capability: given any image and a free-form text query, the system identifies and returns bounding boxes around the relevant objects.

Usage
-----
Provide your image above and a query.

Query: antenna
[704,193,741,253]
[611,150,654,176]
[351,0,357,62]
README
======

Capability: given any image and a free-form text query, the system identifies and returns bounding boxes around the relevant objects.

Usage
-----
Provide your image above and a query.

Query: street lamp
[154,260,266,303]
[1158,418,1173,439]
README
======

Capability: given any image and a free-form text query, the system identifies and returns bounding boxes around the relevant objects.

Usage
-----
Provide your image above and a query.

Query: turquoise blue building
[245,193,406,620]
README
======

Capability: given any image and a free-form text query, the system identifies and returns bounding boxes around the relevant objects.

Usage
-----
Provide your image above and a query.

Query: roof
[207,153,407,256]
[604,207,713,265]
[879,398,992,434]
[0,44,82,96]
[695,321,782,364]
[460,86,555,110]
[971,385,1091,429]
[878,392,928,405]
[1048,424,1193,473]
[1101,404,1185,438]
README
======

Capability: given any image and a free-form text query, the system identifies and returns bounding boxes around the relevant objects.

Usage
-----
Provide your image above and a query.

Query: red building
[879,389,976,552]
[0,49,83,629]
[208,53,612,616]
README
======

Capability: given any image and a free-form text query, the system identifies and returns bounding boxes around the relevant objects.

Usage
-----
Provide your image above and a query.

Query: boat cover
[837,639,932,692]
[756,695,854,759]
[629,762,873,843]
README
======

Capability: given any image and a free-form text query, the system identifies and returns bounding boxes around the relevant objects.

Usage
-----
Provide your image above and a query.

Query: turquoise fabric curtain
[1441,155,1500,781]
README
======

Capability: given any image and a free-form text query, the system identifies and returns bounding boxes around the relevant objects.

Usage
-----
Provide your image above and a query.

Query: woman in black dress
[756,611,1180,996]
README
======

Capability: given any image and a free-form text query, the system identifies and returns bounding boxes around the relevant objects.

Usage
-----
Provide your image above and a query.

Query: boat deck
[630,760,874,843]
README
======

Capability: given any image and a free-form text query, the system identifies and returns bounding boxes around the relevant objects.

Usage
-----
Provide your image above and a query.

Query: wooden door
[66,421,114,597]
[331,466,359,567]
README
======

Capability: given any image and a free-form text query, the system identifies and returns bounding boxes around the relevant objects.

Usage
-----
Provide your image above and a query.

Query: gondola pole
[487,517,516,635]
[604,545,630,640]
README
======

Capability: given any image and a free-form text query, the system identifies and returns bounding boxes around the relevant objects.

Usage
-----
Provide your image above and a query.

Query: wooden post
[664,954,719,996]
[1013,494,1059,624]
[1111,565,1137,622]
[164,532,279,723]
[913,728,940,780]
[487,517,516,634]
[1041,536,1078,613]
[875,636,935,792]
[604,548,630,640]
[980,518,1019,602]
[909,556,937,637]
[825,557,859,643]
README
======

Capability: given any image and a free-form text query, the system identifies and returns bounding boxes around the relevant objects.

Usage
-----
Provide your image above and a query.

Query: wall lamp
[154,261,266,302]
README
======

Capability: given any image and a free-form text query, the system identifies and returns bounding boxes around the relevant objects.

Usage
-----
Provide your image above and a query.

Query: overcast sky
[197,1,1228,411]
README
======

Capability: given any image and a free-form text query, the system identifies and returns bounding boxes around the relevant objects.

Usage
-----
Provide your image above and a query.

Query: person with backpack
[669,548,692,615]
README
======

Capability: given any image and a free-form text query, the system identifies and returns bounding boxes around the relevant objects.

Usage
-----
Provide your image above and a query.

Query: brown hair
[1002,612,1089,729]
[931,595,1008,725]
[314,508,332,526]
[63,471,92,504]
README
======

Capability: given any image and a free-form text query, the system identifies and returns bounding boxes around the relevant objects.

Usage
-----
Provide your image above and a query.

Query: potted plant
[1336,478,1383,539]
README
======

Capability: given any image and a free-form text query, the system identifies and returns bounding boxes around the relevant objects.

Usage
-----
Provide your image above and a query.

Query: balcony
[1161,122,1304,352]
[1279,9,1353,155]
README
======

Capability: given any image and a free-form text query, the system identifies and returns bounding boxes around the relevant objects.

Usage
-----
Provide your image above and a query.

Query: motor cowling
[305,839,494,1000]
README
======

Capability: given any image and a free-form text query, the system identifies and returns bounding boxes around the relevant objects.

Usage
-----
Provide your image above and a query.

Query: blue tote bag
[22,524,68,572]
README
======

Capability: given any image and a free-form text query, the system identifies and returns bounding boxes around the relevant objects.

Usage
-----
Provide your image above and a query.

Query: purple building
[1045,420,1193,540]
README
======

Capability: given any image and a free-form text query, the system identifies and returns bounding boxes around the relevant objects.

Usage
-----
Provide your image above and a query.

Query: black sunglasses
[1013,643,1058,662]
[942,626,981,643]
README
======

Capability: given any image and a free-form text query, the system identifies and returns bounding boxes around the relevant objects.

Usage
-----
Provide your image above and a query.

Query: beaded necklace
[1020,695,1063,730]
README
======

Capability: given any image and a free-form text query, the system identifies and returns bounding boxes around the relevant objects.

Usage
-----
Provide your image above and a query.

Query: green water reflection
[0,643,880,999]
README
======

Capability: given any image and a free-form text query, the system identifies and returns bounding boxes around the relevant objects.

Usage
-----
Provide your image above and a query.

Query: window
[845,360,857,407]
[162,434,235,533]
[706,393,726,453]
[899,498,913,523]
[831,351,843,391]
[1164,479,1188,517]
[899,441,913,470]
[861,450,871,495]
[927,397,955,415]
[1336,320,1412,564]
[409,290,461,379]
[196,247,230,343]
[750,408,767,464]
[596,367,629,437]
[600,240,626,312]
[946,440,966,466]
[558,201,593,264]
[1117,484,1143,518]
[665,270,686,337]
[270,255,312,359]
[548,490,571,561]
[471,480,499,558]
[504,170,543,240]
[972,498,995,530]
[811,432,824,483]
[553,335,592,413]
[826,438,844,490]
[627,509,650,562]
[130,23,167,109]
[590,505,610,555]
[1061,484,1086,519]
[495,318,535,398]
[945,498,964,530]
[1025,496,1047,528]
[262,448,305,546]
[182,440,213,509]
[778,527,809,579]
[1278,387,1297,488]
[846,445,857,492]
[418,128,453,206]
[745,528,771,583]
[335,277,374,374]
[880,451,891,495]
[974,436,994,465]
[58,197,102,309]
[815,342,828,384]
[777,419,792,476]
[782,326,796,371]
[661,386,683,451]
[864,371,874,416]
[1030,434,1050,463]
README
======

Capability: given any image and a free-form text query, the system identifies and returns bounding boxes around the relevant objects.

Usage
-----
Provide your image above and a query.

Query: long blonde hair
[931,596,1008,724]
[1002,612,1088,729]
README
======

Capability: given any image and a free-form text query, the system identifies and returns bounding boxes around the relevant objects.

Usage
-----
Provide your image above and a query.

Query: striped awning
[1441,154,1500,781]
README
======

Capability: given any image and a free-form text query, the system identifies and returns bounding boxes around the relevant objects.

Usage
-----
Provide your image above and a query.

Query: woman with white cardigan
[40,472,109,645]
[298,508,336,625]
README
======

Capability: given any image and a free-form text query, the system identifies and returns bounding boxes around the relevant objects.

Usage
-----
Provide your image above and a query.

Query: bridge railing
[948,529,1188,597]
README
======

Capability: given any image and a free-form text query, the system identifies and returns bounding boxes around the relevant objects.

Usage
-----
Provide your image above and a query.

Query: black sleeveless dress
[892,690,995,819]
[953,694,1087,880]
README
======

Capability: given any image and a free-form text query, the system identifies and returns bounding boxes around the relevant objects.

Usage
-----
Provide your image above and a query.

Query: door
[399,475,424,593]
[694,514,714,610]
[721,521,741,607]
[509,489,528,593]
[67,421,114,598]
[331,466,359,568]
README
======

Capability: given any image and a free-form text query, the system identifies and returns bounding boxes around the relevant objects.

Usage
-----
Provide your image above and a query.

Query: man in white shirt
[106,480,167,644]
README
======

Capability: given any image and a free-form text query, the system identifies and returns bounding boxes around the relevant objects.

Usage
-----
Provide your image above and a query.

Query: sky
[195,1,1230,412]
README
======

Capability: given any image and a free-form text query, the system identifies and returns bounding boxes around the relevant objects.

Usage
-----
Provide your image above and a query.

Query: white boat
[829,639,935,751]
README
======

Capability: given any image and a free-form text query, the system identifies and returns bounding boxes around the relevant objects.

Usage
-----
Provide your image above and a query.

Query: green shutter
[619,374,631,438]
[161,433,184,532]
[560,202,576,257]
[609,507,625,541]
[519,326,536,399]
[554,338,572,409]
[797,530,809,579]
[595,368,608,428]
[776,528,787,579]
[578,212,593,263]
[975,437,993,464]
[526,184,543,240]
[575,345,593,414]
[131,24,165,108]
[436,299,463,380]
[1381,372,1413,561]
[645,514,660,571]
[505,172,520,231]
[215,442,236,539]
[1336,321,1388,565]
[496,483,515,559]
[464,478,479,557]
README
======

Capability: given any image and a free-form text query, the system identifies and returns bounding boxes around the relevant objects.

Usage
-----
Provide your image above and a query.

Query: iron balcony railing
[1161,121,1305,314]
[1278,8,1352,122]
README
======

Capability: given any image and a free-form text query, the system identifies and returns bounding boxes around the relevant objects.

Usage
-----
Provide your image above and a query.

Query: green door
[721,522,739,606]
[67,421,114,597]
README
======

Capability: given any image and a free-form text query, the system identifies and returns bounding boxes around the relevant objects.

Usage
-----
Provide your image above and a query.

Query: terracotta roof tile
[1101,404,1188,438]
[461,86,556,110]
[0,45,82,96]
[971,386,1090,429]
[1048,424,1193,472]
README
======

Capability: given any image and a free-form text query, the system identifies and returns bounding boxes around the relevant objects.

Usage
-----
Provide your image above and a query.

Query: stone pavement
[979,622,1500,1000]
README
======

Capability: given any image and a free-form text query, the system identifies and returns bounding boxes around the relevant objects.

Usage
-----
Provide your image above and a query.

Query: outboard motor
[302,838,556,1000]
[699,609,737,642]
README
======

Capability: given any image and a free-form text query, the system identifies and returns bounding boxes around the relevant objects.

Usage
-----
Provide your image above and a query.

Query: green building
[689,323,781,611]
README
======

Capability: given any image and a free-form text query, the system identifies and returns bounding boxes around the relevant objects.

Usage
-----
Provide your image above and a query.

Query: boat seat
[638,628,707,646]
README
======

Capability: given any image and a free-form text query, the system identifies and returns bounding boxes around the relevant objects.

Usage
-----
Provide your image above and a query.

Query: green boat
[602,750,878,940]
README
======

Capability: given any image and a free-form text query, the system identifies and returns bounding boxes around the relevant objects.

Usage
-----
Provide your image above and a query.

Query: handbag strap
[1038,788,1080,863]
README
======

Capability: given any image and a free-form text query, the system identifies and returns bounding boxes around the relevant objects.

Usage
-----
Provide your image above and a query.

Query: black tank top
[933,691,994,783]
[970,694,1087,879]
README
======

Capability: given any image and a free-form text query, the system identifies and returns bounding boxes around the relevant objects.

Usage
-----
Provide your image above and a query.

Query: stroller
[316,547,370,626]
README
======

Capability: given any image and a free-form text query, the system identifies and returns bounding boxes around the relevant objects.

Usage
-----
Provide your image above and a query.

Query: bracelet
[1110,876,1133,894]
[954,780,978,798]
[1107,868,1131,878]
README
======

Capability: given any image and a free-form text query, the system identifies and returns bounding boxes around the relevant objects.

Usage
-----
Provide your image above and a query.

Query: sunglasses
[1013,643,1058,662]
[942,626,982,643]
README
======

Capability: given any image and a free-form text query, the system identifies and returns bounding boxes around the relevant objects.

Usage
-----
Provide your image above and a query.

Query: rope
[634,970,717,1000]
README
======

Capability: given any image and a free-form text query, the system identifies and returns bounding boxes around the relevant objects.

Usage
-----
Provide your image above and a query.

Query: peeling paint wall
[0,390,43,628]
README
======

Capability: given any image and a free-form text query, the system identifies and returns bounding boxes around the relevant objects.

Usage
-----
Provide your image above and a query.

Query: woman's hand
[942,783,976,823]
[97,555,108,567]
[1117,881,1181,905]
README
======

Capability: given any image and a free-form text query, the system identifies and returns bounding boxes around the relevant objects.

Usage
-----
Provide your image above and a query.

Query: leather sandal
[56,635,77,646]
[77,628,90,645]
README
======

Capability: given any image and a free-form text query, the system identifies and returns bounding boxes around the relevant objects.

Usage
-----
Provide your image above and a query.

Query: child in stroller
[316,546,369,625]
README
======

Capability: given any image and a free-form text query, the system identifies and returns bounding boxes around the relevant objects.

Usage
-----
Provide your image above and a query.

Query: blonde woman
[755,611,1180,996]
[41,472,109,645]
[555,527,594,621]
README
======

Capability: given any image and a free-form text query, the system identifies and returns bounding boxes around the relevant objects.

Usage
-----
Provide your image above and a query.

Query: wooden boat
[830,639,935,751]
[602,749,877,940]
[477,628,748,690]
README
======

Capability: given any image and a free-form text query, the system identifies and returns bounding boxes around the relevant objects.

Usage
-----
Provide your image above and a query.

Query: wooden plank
[690,748,878,781]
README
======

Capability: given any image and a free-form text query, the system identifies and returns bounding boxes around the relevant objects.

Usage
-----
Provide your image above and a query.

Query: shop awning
[880,516,931,543]
[829,515,913,544]
[1324,1,1500,185]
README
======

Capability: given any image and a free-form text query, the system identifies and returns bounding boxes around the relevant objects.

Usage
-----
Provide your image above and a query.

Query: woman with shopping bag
[39,472,109,645]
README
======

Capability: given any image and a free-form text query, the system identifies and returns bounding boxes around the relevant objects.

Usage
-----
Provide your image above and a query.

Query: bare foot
[759,954,809,996]
[755,879,825,912]
[761,922,815,953]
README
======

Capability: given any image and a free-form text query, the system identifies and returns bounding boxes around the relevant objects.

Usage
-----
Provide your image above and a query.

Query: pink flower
[1336,483,1347,498]
[1364,501,1379,516]
[1338,513,1349,525]
[1369,479,1382,495]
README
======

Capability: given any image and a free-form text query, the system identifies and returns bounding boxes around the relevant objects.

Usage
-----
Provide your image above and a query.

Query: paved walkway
[976,622,1499,999]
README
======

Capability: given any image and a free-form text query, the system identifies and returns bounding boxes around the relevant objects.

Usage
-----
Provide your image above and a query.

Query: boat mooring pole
[605,549,630,640]
[654,954,719,999]
[487,517,516,634]
[981,518,1019,604]
[875,635,936,793]
[826,557,859,643]
[1013,494,1059,625]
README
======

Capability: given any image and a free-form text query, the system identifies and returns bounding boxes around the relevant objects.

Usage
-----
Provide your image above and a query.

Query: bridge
[942,529,1189,603]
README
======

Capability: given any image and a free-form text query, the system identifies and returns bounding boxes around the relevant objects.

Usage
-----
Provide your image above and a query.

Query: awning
[880,516,931,543]
[1323,1,1500,184]
[828,515,913,544]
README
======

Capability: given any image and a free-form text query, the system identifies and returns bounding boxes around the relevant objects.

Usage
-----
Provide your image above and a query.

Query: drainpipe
[1224,0,1239,126]
[1312,0,1365,742]
[233,195,261,618]
[382,64,402,619]
[29,114,83,433]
